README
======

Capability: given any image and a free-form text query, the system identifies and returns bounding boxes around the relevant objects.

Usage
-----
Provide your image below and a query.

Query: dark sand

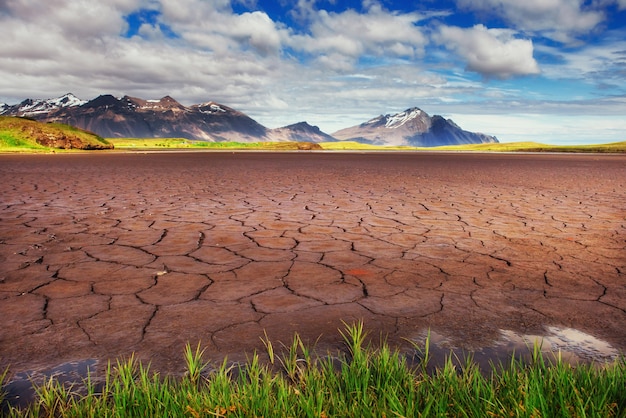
[1,151,624,379]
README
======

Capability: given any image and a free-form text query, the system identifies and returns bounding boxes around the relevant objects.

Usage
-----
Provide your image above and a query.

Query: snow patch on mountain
[198,102,226,112]
[197,102,226,113]
[385,108,423,128]
[365,115,385,125]
[51,93,86,108]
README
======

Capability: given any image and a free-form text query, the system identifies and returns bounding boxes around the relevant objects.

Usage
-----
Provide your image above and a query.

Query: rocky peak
[138,96,186,111]
[84,94,123,109]
[159,95,179,105]
[284,121,322,133]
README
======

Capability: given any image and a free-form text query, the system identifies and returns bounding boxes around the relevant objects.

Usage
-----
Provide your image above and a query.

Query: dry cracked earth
[1,151,625,382]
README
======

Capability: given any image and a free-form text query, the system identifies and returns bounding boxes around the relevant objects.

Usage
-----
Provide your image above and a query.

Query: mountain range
[0,93,498,146]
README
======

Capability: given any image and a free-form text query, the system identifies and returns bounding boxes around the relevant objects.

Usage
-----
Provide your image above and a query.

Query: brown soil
[0,151,624,377]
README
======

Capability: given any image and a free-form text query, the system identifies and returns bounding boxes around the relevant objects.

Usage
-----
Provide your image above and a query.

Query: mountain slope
[270,121,338,143]
[332,107,498,146]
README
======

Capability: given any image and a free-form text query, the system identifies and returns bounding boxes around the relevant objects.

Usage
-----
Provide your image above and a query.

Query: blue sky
[1,0,625,144]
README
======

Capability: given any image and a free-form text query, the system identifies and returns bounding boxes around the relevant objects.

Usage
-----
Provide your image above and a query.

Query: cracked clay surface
[0,151,624,375]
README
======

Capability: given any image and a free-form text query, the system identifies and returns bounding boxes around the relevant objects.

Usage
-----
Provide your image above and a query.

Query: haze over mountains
[1,93,498,146]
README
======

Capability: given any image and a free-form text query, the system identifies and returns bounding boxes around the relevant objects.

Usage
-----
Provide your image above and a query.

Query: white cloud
[456,0,605,43]
[435,25,540,79]
[535,32,626,87]
[2,0,140,39]
[157,0,286,55]
[287,3,428,69]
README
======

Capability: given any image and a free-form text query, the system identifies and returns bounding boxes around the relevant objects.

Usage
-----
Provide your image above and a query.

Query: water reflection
[497,326,620,364]
[2,359,99,411]
[410,326,621,371]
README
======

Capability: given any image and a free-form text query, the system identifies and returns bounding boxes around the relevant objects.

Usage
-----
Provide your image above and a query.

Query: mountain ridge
[1,94,498,146]
[332,107,498,146]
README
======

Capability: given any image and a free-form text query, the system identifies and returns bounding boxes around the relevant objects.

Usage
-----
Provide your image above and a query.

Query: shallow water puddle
[498,326,620,363]
[410,326,621,371]
[2,359,99,410]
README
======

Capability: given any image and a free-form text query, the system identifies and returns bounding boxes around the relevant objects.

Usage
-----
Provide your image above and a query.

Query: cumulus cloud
[4,0,140,37]
[456,0,605,43]
[435,25,541,79]
[287,2,428,69]
[156,0,286,55]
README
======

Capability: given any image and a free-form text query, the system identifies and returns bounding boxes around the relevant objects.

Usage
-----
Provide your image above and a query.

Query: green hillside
[0,116,113,151]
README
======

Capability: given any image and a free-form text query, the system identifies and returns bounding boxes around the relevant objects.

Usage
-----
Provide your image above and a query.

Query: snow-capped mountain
[1,93,86,116]
[332,107,498,146]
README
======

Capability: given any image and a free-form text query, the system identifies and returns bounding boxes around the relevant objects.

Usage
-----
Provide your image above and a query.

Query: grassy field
[1,323,624,417]
[107,138,322,150]
[319,140,626,153]
[108,138,626,153]
[420,141,626,153]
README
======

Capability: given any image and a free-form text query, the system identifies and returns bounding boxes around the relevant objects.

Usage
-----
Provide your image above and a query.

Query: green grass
[0,116,112,152]
[0,131,48,151]
[319,140,626,153]
[2,323,624,417]
[319,141,420,151]
[107,137,195,148]
[419,141,626,153]
[108,138,323,150]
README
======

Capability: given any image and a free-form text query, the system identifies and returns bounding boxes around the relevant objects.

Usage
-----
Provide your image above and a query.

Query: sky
[0,0,625,144]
